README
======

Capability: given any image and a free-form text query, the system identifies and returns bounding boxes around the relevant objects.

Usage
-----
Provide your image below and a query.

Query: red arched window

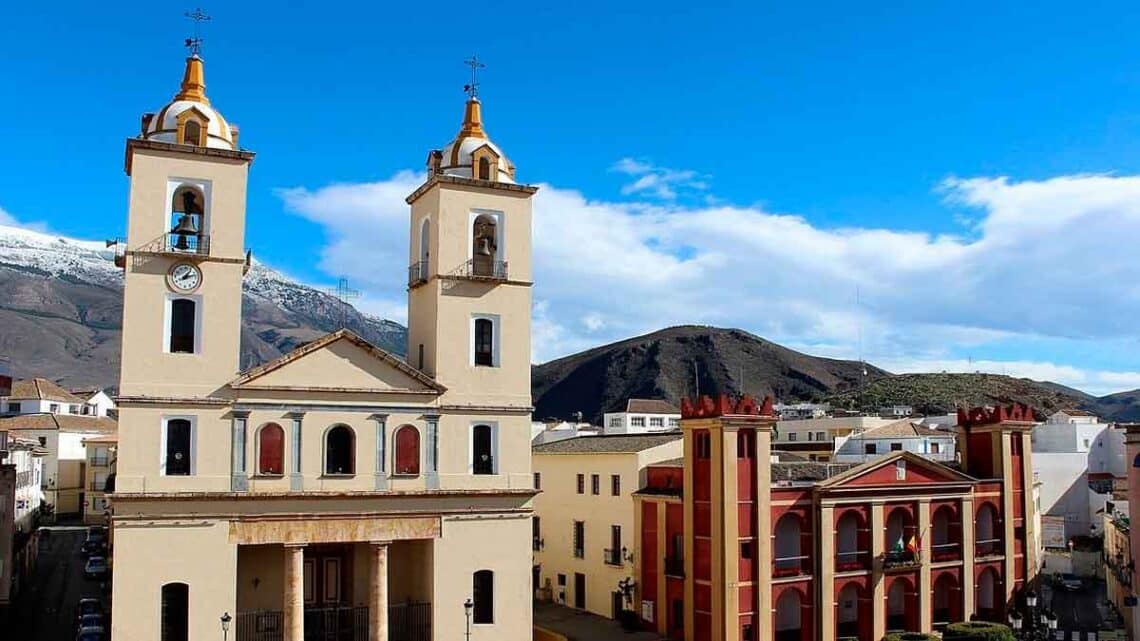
[258,423,285,475]
[394,425,420,476]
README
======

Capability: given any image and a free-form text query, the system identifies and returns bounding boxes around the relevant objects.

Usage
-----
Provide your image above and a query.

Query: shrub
[943,621,1015,641]
[883,633,938,641]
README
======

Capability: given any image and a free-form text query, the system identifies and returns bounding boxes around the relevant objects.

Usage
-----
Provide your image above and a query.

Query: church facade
[110,51,537,641]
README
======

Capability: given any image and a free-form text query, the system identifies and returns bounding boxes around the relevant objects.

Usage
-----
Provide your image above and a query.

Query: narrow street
[10,527,107,641]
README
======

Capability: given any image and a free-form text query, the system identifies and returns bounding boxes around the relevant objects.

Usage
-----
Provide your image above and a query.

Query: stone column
[1000,430,1016,602]
[370,541,390,641]
[819,505,836,641]
[372,414,388,490]
[284,544,306,641]
[231,411,249,492]
[289,412,305,491]
[961,497,976,619]
[871,502,886,641]
[918,499,932,632]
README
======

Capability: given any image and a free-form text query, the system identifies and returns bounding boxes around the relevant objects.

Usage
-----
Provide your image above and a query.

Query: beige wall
[532,441,682,618]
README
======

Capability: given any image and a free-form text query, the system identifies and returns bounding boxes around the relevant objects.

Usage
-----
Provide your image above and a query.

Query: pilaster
[683,429,695,641]
[372,414,388,490]
[754,425,773,641]
[918,499,932,632]
[871,502,886,641]
[961,496,976,619]
[1000,430,1016,602]
[819,505,836,641]
[720,429,739,641]
[1018,432,1039,579]
[655,501,667,637]
[425,414,440,489]
[288,412,304,491]
[230,411,249,492]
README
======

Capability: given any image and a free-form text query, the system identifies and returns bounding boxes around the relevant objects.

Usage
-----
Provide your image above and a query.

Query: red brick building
[633,396,1039,641]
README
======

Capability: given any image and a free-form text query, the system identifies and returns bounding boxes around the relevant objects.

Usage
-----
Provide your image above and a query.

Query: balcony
[407,261,428,287]
[603,548,622,566]
[451,258,508,282]
[976,538,1003,558]
[772,554,811,578]
[236,603,430,641]
[930,542,961,562]
[92,457,110,468]
[135,232,211,257]
[882,549,921,571]
[835,550,871,573]
[664,557,684,578]
[89,481,110,492]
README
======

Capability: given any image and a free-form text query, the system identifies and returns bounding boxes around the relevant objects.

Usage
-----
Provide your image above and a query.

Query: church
[110,46,537,641]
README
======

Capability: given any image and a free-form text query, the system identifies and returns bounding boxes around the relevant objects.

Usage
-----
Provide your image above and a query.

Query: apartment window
[161,582,189,641]
[743,623,754,641]
[737,430,754,459]
[649,417,664,428]
[740,541,753,559]
[7,402,19,414]
[931,442,941,454]
[890,442,902,452]
[865,443,877,455]
[576,474,585,494]
[789,432,797,442]
[807,432,813,441]
[472,569,494,624]
[92,447,110,467]
[591,474,600,495]
[162,418,193,476]
[611,474,621,496]
[472,316,499,367]
[533,517,541,549]
[169,298,198,354]
[816,432,826,441]
[324,425,356,475]
[534,472,541,490]
[69,404,80,414]
[573,521,585,558]
[630,416,646,428]
[50,403,60,414]
[93,472,108,492]
[668,418,680,428]
[472,423,495,475]
[608,417,622,428]
[394,425,420,476]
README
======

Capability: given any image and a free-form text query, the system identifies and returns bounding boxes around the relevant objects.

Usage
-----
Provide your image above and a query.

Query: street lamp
[463,597,473,641]
[220,612,232,641]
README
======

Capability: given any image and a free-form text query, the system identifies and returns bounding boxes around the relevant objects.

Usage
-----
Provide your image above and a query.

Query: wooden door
[574,573,586,609]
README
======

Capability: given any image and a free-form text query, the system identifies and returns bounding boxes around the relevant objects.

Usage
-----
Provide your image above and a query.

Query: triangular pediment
[230,330,444,395]
[819,451,976,489]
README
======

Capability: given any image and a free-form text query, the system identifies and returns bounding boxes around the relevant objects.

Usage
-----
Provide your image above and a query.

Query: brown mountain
[532,325,890,423]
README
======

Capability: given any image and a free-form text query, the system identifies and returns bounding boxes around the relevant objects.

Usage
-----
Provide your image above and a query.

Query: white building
[880,405,915,418]
[1,378,107,417]
[774,402,829,420]
[602,399,681,434]
[68,388,117,418]
[0,431,46,531]
[771,415,895,460]
[832,419,957,463]
[532,420,602,445]
[1031,409,1124,541]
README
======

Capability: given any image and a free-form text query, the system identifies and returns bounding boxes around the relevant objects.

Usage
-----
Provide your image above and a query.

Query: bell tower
[118,51,254,399]
[405,89,536,409]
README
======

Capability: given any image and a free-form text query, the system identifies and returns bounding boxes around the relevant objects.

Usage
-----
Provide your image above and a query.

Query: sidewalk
[534,601,664,641]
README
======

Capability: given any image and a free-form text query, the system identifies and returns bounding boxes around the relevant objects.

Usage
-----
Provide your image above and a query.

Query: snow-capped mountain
[0,224,406,389]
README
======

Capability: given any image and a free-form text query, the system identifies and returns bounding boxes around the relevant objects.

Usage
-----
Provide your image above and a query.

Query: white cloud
[0,206,17,226]
[0,205,50,233]
[611,157,709,200]
[277,171,1140,395]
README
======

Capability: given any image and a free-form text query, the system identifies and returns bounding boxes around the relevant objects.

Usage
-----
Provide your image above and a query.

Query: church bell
[477,236,493,256]
[171,214,199,250]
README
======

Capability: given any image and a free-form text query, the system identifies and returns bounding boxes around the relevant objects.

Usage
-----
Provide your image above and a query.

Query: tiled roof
[0,413,117,433]
[1057,408,1095,417]
[772,461,858,483]
[652,457,685,468]
[82,434,119,444]
[5,379,84,403]
[625,399,680,414]
[532,432,682,454]
[861,419,951,439]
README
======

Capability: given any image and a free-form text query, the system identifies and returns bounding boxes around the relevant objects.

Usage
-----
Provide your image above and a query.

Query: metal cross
[463,54,486,99]
[184,8,211,56]
[324,277,361,328]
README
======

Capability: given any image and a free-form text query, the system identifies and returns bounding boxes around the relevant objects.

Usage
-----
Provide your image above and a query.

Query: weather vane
[184,8,211,56]
[463,54,486,99]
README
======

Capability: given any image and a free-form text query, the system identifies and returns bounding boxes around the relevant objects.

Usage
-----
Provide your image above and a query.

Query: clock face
[169,263,202,292]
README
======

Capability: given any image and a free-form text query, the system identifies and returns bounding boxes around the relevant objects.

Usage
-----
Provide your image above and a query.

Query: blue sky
[3,2,1140,394]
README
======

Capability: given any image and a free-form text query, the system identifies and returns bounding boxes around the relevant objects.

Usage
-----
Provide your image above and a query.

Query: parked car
[82,529,108,556]
[84,556,109,580]
[77,613,104,632]
[75,625,106,641]
[1056,572,1083,591]
[76,598,104,622]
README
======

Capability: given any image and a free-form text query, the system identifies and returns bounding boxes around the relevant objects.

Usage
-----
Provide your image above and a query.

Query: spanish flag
[906,533,919,554]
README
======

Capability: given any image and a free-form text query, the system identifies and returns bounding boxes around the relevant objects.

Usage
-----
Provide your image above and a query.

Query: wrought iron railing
[773,554,811,577]
[835,550,870,572]
[236,603,430,641]
[976,538,1002,557]
[92,457,111,468]
[453,258,508,281]
[145,232,211,256]
[407,261,428,287]
[883,549,921,570]
[603,548,622,566]
[931,541,961,561]
[664,557,684,578]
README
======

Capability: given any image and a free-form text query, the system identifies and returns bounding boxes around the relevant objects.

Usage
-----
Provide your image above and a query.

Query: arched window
[473,424,494,475]
[161,582,189,641]
[774,588,803,637]
[472,215,498,276]
[169,298,197,354]
[170,186,204,251]
[164,418,192,476]
[419,218,431,267]
[257,423,285,475]
[773,513,804,576]
[1133,453,1140,468]
[394,425,420,476]
[478,157,491,180]
[183,120,202,146]
[474,318,494,366]
[324,425,355,475]
[473,569,494,624]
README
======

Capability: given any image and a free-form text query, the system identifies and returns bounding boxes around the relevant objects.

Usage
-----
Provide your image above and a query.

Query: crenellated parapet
[956,403,1036,429]
[679,393,774,419]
